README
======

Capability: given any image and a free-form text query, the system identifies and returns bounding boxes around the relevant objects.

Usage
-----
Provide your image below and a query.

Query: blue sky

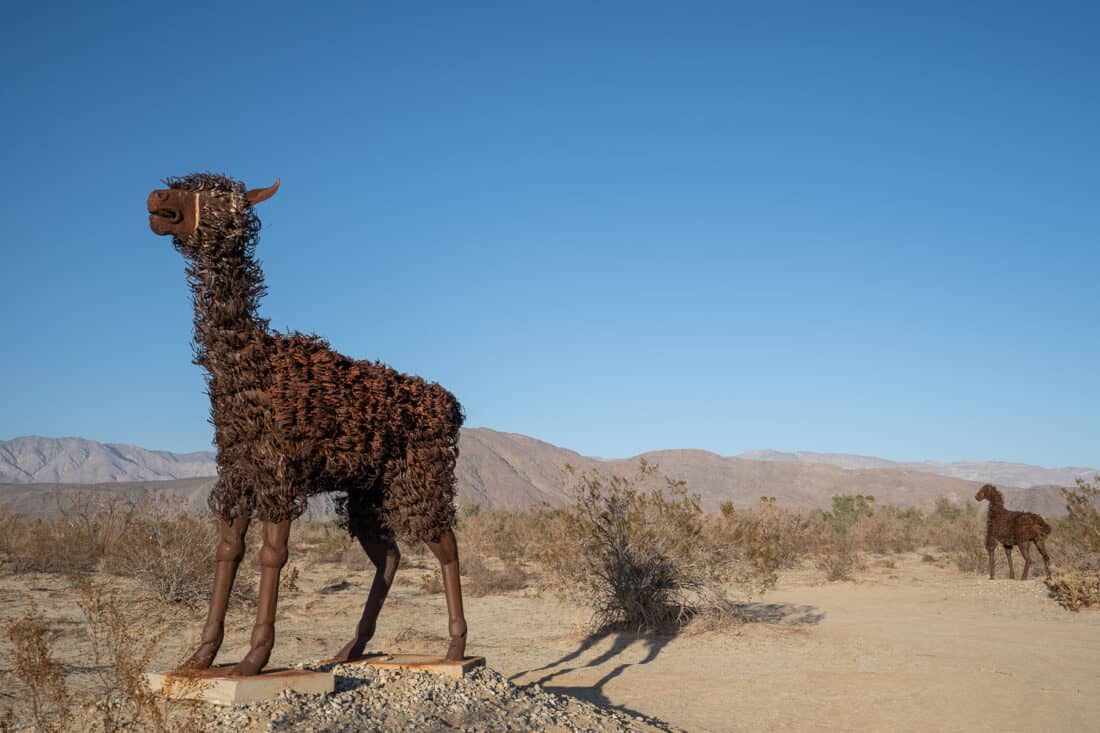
[2,1,1097,467]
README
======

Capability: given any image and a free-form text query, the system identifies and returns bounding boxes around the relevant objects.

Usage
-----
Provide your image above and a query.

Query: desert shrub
[296,520,352,564]
[816,532,863,581]
[59,494,137,561]
[3,581,199,732]
[0,517,51,573]
[113,511,214,605]
[76,578,202,732]
[849,505,923,554]
[1039,478,1100,608]
[536,461,740,633]
[822,494,875,530]
[419,571,443,594]
[457,508,540,563]
[490,561,529,593]
[1050,477,1100,570]
[459,553,529,597]
[398,538,432,565]
[109,501,255,607]
[341,545,369,572]
[930,496,964,522]
[1046,570,1100,611]
[923,499,986,574]
[458,551,486,578]
[525,504,588,587]
[281,565,301,594]
[4,517,105,575]
[706,501,813,590]
[77,578,166,731]
[0,511,25,558]
[1,496,137,576]
[1062,477,1100,548]
[4,606,72,733]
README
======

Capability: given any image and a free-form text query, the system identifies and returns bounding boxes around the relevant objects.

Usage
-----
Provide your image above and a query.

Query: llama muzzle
[147,188,199,237]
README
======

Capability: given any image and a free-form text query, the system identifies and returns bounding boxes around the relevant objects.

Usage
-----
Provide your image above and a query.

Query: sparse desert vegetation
[1043,477,1100,610]
[1,469,1099,731]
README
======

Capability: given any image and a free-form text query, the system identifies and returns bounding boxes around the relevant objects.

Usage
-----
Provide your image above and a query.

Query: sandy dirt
[1,552,1097,732]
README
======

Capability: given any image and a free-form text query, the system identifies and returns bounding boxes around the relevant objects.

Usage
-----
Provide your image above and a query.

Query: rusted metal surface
[147,173,468,676]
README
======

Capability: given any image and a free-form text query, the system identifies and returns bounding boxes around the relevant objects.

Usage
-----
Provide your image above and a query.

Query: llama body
[147,173,467,675]
[974,484,1051,580]
[212,331,463,536]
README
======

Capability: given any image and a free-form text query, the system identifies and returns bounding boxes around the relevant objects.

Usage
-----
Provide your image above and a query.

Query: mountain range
[0,436,219,484]
[1,431,1094,519]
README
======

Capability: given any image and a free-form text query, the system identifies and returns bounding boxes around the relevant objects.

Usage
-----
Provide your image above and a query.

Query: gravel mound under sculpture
[974,483,1052,580]
[147,173,467,676]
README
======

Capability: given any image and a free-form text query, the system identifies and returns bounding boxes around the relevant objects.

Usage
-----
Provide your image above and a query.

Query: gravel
[193,663,680,732]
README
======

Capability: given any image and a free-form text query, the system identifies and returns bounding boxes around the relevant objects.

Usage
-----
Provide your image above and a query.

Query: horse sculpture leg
[333,536,401,662]
[227,519,291,676]
[1018,542,1033,580]
[427,528,467,661]
[1035,538,1052,579]
[181,513,250,670]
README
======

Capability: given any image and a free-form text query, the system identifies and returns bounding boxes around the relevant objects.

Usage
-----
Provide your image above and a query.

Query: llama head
[974,483,1002,504]
[147,173,279,252]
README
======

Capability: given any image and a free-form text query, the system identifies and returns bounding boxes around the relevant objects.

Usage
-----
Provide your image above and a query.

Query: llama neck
[186,244,270,393]
[985,496,1006,522]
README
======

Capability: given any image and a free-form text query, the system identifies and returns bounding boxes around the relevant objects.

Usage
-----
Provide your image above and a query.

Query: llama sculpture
[974,483,1052,580]
[147,173,467,676]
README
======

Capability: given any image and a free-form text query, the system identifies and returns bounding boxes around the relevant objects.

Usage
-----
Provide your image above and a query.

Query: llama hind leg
[427,529,468,661]
[180,513,250,670]
[1018,542,1033,580]
[227,519,291,676]
[1003,545,1015,579]
[1035,539,1052,579]
[333,535,400,662]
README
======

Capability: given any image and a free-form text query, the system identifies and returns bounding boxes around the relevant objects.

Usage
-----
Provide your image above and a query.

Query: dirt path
[2,554,1097,731]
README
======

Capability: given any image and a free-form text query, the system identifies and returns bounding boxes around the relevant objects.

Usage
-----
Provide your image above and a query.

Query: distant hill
[0,431,1090,518]
[736,449,1097,489]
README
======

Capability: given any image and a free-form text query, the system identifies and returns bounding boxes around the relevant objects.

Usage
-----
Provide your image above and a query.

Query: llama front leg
[227,519,291,676]
[180,513,250,670]
[987,543,997,579]
[333,537,400,662]
[427,529,467,661]
[1003,545,1015,579]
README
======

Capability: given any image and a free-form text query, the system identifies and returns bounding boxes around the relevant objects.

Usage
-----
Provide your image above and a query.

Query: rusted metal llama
[147,173,467,676]
[974,483,1052,580]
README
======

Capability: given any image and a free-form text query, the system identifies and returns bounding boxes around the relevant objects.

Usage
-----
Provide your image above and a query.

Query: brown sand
[1,552,1096,732]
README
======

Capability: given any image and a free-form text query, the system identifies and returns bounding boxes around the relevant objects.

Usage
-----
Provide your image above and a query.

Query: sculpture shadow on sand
[509,602,824,722]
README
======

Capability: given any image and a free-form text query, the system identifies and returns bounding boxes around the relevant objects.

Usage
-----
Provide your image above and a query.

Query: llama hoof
[225,659,264,677]
[178,642,220,671]
[445,635,467,662]
[332,639,367,663]
[225,649,270,677]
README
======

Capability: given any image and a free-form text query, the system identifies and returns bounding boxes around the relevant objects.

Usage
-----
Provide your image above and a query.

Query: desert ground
[1,547,1096,732]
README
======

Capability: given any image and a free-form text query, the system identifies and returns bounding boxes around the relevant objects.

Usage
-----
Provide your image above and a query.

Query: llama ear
[245,179,280,206]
